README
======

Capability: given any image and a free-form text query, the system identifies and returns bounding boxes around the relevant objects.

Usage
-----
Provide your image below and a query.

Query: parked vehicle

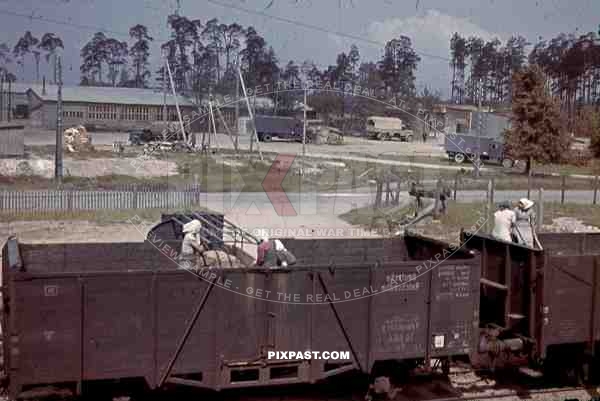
[128,128,160,145]
[444,133,516,168]
[251,115,303,142]
[366,116,414,142]
[129,128,195,149]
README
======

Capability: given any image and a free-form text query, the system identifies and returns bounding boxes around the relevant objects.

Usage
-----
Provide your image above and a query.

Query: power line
[0,9,130,38]
[203,0,450,62]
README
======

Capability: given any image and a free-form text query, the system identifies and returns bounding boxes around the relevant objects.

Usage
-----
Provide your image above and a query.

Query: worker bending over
[256,231,296,268]
[492,201,516,243]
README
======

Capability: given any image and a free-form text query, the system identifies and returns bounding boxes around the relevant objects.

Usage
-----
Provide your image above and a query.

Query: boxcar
[1,235,480,399]
[461,230,600,380]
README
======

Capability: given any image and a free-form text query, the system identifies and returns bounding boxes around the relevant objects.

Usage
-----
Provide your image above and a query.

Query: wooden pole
[561,175,566,205]
[215,105,238,155]
[453,171,458,201]
[235,62,240,151]
[55,56,63,183]
[486,179,493,234]
[301,87,307,176]
[594,176,598,205]
[527,168,532,200]
[537,188,544,231]
[238,66,262,161]
[164,58,187,144]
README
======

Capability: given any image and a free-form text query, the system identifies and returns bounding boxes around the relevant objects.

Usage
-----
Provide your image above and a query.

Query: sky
[0,0,598,98]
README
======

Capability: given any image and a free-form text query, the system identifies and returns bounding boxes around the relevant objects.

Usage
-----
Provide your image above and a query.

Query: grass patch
[0,207,210,224]
[340,200,600,242]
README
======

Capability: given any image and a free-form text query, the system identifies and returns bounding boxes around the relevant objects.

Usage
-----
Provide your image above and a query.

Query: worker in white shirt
[492,201,516,243]
[180,219,204,269]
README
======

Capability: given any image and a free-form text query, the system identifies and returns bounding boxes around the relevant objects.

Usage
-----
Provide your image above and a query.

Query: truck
[250,115,303,142]
[366,116,414,142]
[444,133,516,168]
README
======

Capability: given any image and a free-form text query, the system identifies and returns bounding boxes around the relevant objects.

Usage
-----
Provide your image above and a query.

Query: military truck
[444,133,516,168]
[251,115,303,142]
[366,116,414,142]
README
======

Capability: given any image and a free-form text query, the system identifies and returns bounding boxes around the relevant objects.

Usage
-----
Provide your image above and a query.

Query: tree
[221,23,243,77]
[80,32,128,86]
[166,14,200,92]
[129,24,153,88]
[587,110,600,157]
[80,32,109,84]
[13,31,39,79]
[0,42,12,74]
[201,18,224,83]
[38,33,64,83]
[378,36,420,101]
[504,65,570,172]
[450,33,467,104]
[240,27,279,88]
[104,39,128,87]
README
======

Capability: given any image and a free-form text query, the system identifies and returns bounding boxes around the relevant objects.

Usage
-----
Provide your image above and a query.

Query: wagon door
[540,255,599,357]
[83,273,155,382]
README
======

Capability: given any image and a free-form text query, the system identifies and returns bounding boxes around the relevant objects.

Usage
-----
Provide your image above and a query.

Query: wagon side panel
[430,261,480,357]
[542,255,597,349]
[11,277,82,392]
[83,274,155,382]
[370,265,430,365]
[156,272,218,387]
[311,267,370,375]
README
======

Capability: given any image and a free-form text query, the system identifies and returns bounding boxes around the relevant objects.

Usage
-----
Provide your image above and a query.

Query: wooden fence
[0,185,204,211]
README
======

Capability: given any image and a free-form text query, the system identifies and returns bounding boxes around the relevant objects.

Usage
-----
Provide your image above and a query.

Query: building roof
[198,94,275,110]
[434,103,493,113]
[25,83,196,107]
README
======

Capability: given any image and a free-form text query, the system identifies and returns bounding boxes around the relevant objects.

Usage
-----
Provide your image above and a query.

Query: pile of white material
[0,157,178,178]
[542,217,600,233]
[64,125,93,153]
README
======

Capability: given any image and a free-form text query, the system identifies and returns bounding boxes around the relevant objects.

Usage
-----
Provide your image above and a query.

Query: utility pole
[234,64,240,152]
[162,61,167,140]
[164,58,187,144]
[7,77,11,122]
[0,70,4,122]
[301,86,307,176]
[238,65,262,160]
[55,56,63,183]
[475,78,482,179]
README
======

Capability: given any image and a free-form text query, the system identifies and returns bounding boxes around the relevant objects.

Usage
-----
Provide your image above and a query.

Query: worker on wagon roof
[492,201,516,243]
[256,231,278,268]
[256,230,296,268]
[179,219,204,268]
[513,198,536,247]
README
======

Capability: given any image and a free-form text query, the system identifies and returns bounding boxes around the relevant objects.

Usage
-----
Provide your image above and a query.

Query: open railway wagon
[460,230,600,382]
[1,226,481,399]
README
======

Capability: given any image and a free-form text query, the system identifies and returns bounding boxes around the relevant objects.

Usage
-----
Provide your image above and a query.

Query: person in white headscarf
[513,198,535,247]
[180,219,203,268]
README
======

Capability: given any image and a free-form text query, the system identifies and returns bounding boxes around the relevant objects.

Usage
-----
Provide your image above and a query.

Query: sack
[276,249,297,266]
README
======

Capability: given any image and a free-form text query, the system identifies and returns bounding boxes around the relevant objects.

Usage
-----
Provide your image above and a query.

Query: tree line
[0,31,64,84]
[449,28,600,118]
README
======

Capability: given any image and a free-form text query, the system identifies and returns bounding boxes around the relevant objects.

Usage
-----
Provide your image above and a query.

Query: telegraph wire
[202,0,450,62]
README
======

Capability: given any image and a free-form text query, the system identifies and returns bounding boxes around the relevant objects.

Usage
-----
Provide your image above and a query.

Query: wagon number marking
[44,285,59,297]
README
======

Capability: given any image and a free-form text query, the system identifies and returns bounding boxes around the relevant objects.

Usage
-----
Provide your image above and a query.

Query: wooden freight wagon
[1,235,480,399]
[460,230,600,381]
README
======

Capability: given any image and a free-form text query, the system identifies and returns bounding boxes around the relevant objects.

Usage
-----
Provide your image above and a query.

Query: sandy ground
[25,129,446,158]
[0,157,178,178]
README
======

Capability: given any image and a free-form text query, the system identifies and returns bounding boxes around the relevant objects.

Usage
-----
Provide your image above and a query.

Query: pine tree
[504,65,570,172]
